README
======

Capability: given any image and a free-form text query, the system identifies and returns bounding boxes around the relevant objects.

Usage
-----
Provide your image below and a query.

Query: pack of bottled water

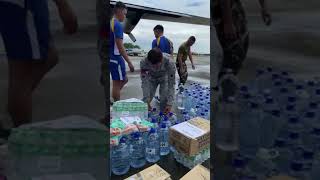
[215,67,320,179]
[112,98,148,121]
[172,147,210,169]
[6,115,108,180]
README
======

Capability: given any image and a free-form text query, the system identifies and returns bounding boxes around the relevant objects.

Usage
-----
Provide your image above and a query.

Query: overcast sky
[120,0,210,54]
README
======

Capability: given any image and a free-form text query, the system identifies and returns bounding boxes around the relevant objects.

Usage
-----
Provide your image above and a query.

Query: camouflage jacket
[140,53,176,106]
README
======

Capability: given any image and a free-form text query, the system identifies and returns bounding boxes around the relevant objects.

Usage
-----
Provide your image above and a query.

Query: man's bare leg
[7,61,33,127]
[31,45,59,91]
[112,80,122,102]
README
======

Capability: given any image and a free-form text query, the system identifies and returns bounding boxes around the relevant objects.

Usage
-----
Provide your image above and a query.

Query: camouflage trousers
[213,0,249,79]
[176,61,188,85]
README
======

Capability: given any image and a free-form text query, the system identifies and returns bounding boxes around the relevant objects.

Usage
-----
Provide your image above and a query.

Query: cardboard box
[180,165,210,180]
[169,117,210,156]
[124,164,171,180]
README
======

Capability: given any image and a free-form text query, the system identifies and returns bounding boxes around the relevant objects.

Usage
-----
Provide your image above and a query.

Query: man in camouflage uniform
[176,36,196,85]
[140,48,176,114]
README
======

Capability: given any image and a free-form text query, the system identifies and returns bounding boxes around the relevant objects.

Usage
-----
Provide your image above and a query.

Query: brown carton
[124,164,171,180]
[180,165,210,180]
[169,117,210,156]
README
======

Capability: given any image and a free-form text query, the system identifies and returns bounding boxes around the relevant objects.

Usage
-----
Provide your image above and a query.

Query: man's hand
[55,0,78,34]
[164,105,172,114]
[128,61,135,72]
[261,9,272,26]
[147,102,152,111]
[192,64,195,70]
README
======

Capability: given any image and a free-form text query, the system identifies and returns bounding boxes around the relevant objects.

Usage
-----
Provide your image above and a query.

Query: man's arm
[114,23,134,72]
[166,61,176,107]
[220,0,237,39]
[140,60,151,106]
[258,0,272,25]
[53,0,78,34]
[188,48,195,69]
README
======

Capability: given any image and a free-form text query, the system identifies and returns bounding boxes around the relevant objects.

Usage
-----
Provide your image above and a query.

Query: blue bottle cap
[159,112,163,116]
[131,132,141,138]
[274,138,285,147]
[280,88,288,93]
[289,117,299,123]
[201,113,205,116]
[271,110,280,116]
[169,112,173,116]
[161,123,166,128]
[286,78,294,83]
[265,98,274,104]
[152,108,157,112]
[119,137,127,143]
[205,109,209,112]
[289,132,299,139]
[281,71,289,76]
[307,80,315,86]
[290,161,303,171]
[303,149,314,159]
[151,118,157,123]
[149,128,156,134]
[305,112,315,118]
[309,102,318,108]
[256,69,264,75]
[296,85,303,89]
[163,116,168,121]
[250,102,258,108]
[288,96,296,102]
[274,81,282,86]
[316,89,320,95]
[267,67,273,72]
[232,157,245,168]
[240,85,248,91]
[313,128,320,135]
[286,105,295,111]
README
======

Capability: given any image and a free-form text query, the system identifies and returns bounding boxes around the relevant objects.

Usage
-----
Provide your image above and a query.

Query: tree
[124,43,140,49]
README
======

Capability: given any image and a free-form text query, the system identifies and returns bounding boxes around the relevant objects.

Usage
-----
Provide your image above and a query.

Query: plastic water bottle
[260,109,281,148]
[295,84,310,112]
[305,127,320,151]
[311,154,320,180]
[312,89,320,104]
[302,111,317,132]
[289,160,310,179]
[159,123,170,156]
[306,80,316,96]
[283,105,299,119]
[162,116,171,128]
[151,118,159,131]
[158,112,164,124]
[273,138,293,174]
[111,137,130,175]
[168,112,178,125]
[239,102,263,158]
[176,85,186,111]
[130,132,146,168]
[150,108,157,120]
[287,131,303,157]
[215,96,239,152]
[145,128,160,163]
[301,148,314,171]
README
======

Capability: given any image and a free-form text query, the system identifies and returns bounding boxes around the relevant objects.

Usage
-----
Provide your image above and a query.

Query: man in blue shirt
[152,25,173,56]
[110,1,134,102]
